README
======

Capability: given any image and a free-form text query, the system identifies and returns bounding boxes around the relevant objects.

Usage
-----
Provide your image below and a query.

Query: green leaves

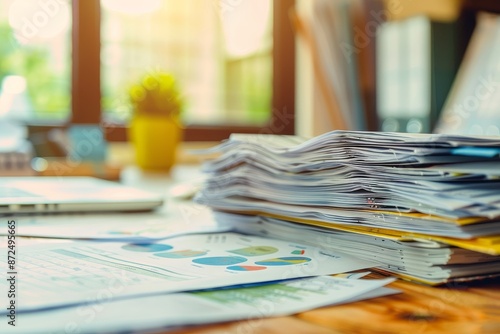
[128,71,183,117]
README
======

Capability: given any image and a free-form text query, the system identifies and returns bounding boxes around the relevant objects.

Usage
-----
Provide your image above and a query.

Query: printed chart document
[0,233,376,313]
[1,276,397,334]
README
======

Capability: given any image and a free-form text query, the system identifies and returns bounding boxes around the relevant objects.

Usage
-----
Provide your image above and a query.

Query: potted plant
[128,71,183,171]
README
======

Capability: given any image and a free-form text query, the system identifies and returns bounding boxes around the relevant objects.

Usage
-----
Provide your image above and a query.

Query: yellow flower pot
[128,114,182,172]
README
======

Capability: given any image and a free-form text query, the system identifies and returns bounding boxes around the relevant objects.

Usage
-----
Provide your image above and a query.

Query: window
[102,0,272,126]
[0,0,295,141]
[0,0,71,120]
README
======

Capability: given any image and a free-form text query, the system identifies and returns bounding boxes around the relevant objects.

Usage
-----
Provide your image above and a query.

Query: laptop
[0,176,164,213]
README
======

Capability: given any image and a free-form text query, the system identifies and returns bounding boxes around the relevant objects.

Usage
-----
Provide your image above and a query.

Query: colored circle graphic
[155,250,208,259]
[229,246,278,257]
[227,265,267,272]
[121,243,173,252]
[192,256,247,266]
[255,257,312,266]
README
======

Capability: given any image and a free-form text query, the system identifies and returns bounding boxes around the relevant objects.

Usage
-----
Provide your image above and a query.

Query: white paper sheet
[0,276,397,334]
[0,232,376,313]
[4,203,230,241]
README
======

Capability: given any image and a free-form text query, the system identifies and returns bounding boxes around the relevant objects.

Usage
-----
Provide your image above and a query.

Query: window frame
[69,0,295,142]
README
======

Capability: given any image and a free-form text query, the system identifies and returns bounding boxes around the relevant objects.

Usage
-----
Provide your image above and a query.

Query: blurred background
[0,0,278,131]
[0,0,499,176]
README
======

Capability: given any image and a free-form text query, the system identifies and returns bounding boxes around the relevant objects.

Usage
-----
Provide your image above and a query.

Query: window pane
[101,0,273,126]
[0,0,71,121]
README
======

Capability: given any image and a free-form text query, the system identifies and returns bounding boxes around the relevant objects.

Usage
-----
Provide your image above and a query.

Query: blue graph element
[192,256,247,266]
[121,243,173,253]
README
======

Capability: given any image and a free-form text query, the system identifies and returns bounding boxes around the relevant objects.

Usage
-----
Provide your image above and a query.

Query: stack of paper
[195,131,500,285]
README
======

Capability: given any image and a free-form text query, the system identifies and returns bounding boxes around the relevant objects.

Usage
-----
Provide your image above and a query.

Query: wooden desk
[160,275,500,334]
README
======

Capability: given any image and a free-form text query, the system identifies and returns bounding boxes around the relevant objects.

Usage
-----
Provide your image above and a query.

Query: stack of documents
[195,131,500,285]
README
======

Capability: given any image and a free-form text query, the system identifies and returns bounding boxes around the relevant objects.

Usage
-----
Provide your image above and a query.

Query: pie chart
[121,243,173,252]
[229,246,278,256]
[255,257,311,266]
[192,256,247,266]
[227,265,267,272]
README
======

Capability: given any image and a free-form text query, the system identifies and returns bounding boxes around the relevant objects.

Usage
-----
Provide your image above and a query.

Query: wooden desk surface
[162,275,500,334]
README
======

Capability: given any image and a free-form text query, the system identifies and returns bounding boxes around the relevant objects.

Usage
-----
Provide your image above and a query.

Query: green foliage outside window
[0,23,70,120]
